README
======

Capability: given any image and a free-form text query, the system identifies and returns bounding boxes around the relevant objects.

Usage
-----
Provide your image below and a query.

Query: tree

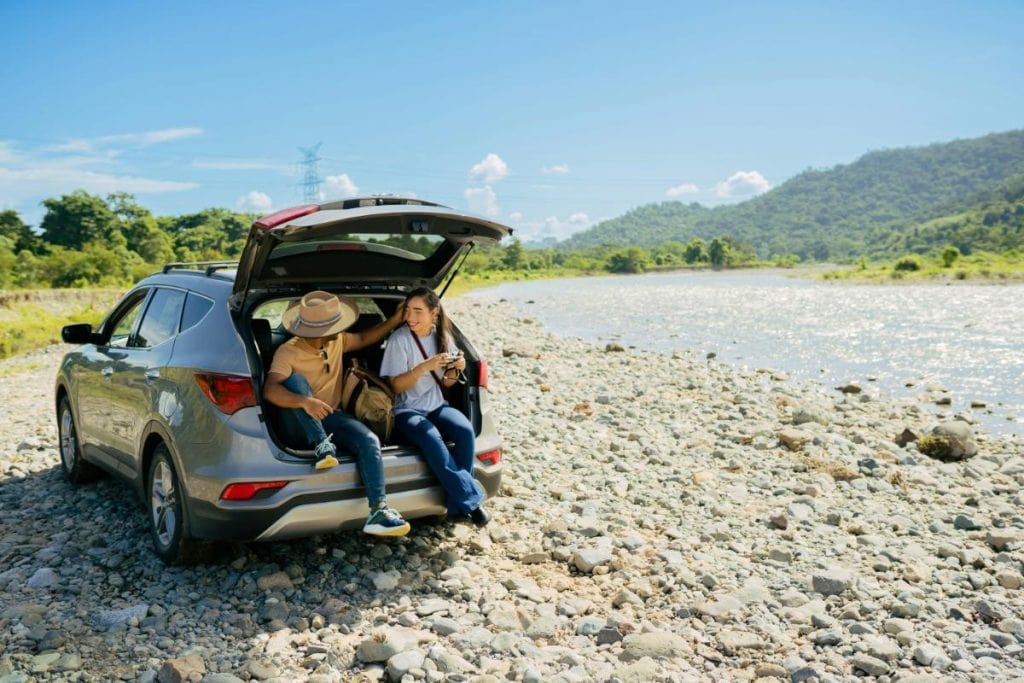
[502,239,525,270]
[941,244,961,267]
[683,238,708,264]
[708,237,730,267]
[606,247,648,273]
[0,210,41,253]
[40,191,119,249]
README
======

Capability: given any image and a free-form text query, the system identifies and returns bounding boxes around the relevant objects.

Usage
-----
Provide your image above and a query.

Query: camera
[445,348,462,365]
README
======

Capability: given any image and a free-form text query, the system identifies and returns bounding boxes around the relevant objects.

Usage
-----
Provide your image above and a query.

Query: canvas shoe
[313,434,338,471]
[363,503,411,537]
[469,506,491,527]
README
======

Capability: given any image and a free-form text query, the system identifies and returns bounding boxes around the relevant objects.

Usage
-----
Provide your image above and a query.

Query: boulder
[916,422,977,462]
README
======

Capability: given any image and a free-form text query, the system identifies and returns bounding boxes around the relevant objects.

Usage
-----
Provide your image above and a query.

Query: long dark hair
[405,287,450,354]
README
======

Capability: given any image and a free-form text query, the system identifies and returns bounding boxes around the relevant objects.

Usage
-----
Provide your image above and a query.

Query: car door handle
[145,369,160,382]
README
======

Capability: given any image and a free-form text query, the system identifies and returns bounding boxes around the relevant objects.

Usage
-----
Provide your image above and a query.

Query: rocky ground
[1,297,1023,682]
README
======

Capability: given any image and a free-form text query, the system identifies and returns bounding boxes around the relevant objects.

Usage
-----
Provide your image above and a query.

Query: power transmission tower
[297,143,323,203]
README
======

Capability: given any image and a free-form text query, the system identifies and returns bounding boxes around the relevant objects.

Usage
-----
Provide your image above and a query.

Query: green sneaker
[363,503,410,537]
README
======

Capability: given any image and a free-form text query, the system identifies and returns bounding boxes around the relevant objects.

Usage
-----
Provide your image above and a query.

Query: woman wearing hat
[264,290,410,537]
[380,287,490,527]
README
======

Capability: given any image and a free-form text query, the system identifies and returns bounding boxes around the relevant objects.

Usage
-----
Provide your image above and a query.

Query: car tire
[58,397,101,483]
[147,444,198,564]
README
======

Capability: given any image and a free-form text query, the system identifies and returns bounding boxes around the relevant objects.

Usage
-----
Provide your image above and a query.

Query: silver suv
[55,197,509,563]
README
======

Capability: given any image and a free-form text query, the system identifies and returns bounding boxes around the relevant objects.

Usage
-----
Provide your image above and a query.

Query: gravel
[1,296,1023,681]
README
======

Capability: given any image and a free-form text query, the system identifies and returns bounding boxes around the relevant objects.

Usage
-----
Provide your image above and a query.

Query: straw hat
[281,291,358,338]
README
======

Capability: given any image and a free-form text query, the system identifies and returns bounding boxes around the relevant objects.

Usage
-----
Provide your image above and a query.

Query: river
[467,270,1024,437]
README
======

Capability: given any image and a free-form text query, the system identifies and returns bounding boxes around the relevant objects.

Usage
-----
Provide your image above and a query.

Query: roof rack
[162,260,239,276]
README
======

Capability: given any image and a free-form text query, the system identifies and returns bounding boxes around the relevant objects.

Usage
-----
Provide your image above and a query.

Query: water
[468,271,1024,436]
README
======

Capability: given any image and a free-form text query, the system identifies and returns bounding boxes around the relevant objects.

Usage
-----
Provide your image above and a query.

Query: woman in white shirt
[380,287,490,526]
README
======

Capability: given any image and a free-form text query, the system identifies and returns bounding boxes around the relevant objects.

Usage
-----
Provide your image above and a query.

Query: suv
[55,197,509,563]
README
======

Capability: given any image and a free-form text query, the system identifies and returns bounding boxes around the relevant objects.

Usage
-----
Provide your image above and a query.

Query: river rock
[157,656,205,683]
[619,632,690,661]
[918,422,978,461]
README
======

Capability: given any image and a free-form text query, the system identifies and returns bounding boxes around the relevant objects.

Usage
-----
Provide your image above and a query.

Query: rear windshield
[253,296,384,331]
[269,233,445,261]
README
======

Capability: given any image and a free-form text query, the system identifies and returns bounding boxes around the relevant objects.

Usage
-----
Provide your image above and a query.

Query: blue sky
[2,1,1022,242]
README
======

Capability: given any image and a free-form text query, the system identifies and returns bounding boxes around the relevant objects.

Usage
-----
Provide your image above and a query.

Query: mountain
[559,129,1024,260]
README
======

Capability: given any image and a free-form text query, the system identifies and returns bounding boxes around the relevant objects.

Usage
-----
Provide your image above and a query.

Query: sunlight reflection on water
[470,271,1024,436]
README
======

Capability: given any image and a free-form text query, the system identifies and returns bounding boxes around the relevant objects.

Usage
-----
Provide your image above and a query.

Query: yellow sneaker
[314,453,339,470]
[313,434,338,470]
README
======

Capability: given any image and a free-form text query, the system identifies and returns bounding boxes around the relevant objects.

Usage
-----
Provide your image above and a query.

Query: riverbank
[818,254,1024,284]
[1,296,1023,681]
[0,289,120,361]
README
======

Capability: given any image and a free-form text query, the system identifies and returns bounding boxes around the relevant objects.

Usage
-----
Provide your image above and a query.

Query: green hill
[560,129,1024,260]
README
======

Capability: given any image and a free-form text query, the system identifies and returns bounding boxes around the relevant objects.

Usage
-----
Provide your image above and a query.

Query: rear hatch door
[232,197,511,308]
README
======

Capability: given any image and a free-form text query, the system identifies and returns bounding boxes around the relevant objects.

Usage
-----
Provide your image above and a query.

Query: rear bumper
[188,463,502,542]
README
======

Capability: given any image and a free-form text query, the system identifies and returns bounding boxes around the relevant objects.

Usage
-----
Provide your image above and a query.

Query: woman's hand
[448,355,466,372]
[302,396,333,420]
[419,353,449,374]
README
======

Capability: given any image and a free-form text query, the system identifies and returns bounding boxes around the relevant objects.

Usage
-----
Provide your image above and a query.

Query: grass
[0,290,118,361]
[818,251,1024,284]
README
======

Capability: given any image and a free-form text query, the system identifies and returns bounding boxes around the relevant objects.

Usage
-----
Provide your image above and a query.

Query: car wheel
[58,397,100,483]
[148,444,197,564]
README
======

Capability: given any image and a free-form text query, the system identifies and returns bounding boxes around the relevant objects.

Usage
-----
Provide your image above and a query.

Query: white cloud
[193,158,286,171]
[47,127,203,153]
[236,191,273,213]
[0,141,21,164]
[464,185,499,217]
[515,212,592,242]
[541,163,569,175]
[715,170,771,198]
[508,211,523,222]
[0,136,200,210]
[0,166,197,197]
[666,182,699,197]
[323,173,359,199]
[469,153,509,183]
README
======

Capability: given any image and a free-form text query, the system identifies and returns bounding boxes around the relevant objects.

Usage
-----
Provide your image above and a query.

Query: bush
[941,245,961,268]
[893,255,922,271]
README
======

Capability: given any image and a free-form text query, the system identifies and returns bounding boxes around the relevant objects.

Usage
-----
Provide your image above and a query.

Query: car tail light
[476,448,501,465]
[478,358,489,390]
[254,204,319,229]
[221,481,289,501]
[194,373,257,415]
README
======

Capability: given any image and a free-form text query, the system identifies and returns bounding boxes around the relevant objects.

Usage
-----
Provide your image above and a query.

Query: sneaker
[363,503,411,537]
[469,506,491,527]
[314,434,338,471]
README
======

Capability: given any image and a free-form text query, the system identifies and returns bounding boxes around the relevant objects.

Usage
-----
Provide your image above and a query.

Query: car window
[107,294,149,348]
[134,288,187,349]
[181,293,214,333]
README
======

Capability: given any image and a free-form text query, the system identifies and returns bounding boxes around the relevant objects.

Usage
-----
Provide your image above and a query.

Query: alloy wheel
[150,460,178,548]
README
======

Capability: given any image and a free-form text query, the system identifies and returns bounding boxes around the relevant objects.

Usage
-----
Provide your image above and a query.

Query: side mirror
[62,323,96,345]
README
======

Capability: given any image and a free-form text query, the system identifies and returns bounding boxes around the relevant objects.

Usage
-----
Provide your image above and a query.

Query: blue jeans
[394,406,482,516]
[276,374,386,509]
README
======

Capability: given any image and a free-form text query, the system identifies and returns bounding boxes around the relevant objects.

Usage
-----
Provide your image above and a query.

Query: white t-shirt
[380,325,456,414]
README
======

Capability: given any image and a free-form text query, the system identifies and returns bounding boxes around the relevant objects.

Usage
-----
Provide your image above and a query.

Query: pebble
[0,298,1021,682]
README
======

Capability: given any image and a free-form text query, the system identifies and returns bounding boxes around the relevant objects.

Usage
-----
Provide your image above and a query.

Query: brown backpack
[341,360,395,442]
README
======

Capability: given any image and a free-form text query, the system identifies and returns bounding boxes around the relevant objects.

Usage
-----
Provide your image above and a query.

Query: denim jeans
[394,405,482,516]
[275,373,386,509]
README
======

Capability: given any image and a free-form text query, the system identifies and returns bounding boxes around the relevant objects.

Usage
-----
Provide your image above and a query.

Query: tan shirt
[268,336,345,409]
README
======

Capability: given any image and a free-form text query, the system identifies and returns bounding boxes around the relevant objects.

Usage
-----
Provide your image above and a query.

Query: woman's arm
[388,353,449,394]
